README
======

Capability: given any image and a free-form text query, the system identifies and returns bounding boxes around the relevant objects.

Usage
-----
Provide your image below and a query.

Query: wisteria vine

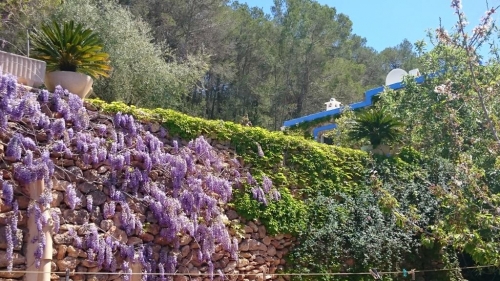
[0,73,280,278]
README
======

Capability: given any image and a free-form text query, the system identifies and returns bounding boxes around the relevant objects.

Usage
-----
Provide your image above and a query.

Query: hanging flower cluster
[0,74,280,278]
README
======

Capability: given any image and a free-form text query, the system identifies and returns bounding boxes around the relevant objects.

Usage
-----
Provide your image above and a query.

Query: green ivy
[231,187,308,235]
[87,99,368,234]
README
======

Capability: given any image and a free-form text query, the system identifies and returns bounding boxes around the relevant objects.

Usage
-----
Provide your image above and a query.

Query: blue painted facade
[282,75,426,141]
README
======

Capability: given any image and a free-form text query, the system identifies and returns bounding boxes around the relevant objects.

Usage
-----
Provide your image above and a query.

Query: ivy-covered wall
[86,99,369,236]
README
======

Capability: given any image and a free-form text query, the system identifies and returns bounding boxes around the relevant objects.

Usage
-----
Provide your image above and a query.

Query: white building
[325,98,342,111]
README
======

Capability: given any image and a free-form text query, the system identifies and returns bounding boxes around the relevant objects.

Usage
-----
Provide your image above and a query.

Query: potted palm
[348,108,404,155]
[30,20,111,98]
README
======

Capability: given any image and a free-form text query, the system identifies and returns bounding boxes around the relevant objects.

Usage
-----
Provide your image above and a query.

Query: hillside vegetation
[1,0,419,130]
[2,0,500,280]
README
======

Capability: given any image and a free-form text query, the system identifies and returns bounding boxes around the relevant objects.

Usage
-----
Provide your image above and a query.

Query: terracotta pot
[45,71,93,99]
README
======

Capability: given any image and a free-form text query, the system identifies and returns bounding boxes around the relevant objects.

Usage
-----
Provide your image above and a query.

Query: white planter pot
[0,50,46,87]
[371,144,398,156]
[361,145,373,152]
[45,71,93,99]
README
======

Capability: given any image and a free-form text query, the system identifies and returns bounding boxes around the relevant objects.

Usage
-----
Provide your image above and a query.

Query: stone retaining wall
[0,102,296,281]
[0,190,295,281]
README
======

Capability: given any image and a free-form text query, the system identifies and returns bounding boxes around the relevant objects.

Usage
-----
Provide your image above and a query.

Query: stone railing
[0,51,46,88]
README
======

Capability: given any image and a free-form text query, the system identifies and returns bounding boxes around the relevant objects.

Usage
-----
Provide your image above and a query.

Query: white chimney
[325,98,341,111]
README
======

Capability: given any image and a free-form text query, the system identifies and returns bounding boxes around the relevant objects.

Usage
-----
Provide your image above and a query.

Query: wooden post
[130,255,143,281]
[26,180,52,281]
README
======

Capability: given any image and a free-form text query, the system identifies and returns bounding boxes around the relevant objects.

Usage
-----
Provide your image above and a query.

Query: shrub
[50,0,208,109]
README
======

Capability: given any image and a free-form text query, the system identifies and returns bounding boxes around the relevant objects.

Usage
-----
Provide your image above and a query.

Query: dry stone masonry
[0,75,295,281]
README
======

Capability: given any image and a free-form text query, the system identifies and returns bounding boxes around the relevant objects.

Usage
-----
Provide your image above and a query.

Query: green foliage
[378,39,419,72]
[381,75,500,267]
[283,115,336,139]
[50,0,208,108]
[424,155,500,266]
[2,0,420,130]
[348,108,404,147]
[370,1,500,268]
[323,108,359,147]
[87,99,367,235]
[289,192,413,281]
[88,97,494,280]
[0,0,61,55]
[7,0,500,277]
[288,153,454,281]
[30,20,111,78]
[232,187,308,235]
[397,146,424,165]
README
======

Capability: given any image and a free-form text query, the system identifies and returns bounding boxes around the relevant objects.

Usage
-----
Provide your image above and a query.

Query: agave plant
[348,108,404,148]
[30,20,111,79]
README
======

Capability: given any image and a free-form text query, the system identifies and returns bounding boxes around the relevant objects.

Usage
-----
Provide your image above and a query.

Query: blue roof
[281,75,426,140]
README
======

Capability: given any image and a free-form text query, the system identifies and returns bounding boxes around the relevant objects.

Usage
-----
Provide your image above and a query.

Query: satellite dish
[385,68,408,86]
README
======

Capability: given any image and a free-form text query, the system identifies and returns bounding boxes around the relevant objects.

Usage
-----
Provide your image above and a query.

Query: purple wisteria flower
[51,210,60,234]
[5,223,13,270]
[52,140,67,153]
[37,89,49,103]
[11,201,18,244]
[2,182,13,206]
[230,237,238,260]
[5,134,22,160]
[68,93,83,112]
[50,119,66,138]
[87,195,93,212]
[251,186,268,206]
[246,172,256,185]
[10,98,25,120]
[22,150,33,166]
[96,124,107,136]
[262,175,272,193]
[22,137,36,150]
[103,201,116,219]
[122,261,131,281]
[159,127,167,138]
[0,73,285,280]
[271,188,281,201]
[158,263,166,281]
[66,184,81,210]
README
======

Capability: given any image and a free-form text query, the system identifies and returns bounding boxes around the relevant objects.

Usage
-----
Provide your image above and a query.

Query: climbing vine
[0,74,279,277]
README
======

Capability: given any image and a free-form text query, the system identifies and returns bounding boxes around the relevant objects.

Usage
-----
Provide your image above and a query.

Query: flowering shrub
[0,74,278,277]
[367,0,500,276]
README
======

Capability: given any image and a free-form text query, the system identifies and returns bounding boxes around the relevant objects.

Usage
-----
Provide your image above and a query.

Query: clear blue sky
[242,0,497,56]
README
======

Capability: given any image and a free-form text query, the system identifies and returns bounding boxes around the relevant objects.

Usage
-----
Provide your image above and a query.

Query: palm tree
[348,108,404,148]
[30,20,111,79]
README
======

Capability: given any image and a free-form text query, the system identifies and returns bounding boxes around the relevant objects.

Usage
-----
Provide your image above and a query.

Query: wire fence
[2,264,496,277]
